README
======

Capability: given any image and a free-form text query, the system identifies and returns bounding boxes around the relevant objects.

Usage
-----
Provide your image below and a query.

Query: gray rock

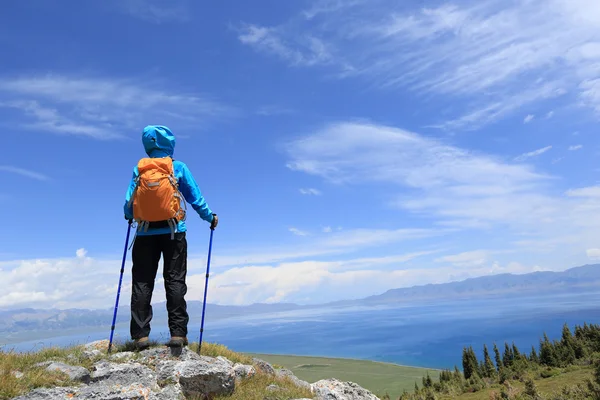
[11,387,78,399]
[76,383,156,400]
[139,346,200,366]
[84,339,109,352]
[276,368,312,390]
[11,371,24,379]
[233,363,256,380]
[217,355,233,367]
[252,357,276,375]
[151,384,185,400]
[266,384,280,391]
[33,361,53,368]
[91,360,158,389]
[156,356,235,398]
[109,351,135,362]
[82,349,102,359]
[46,362,90,383]
[312,378,380,400]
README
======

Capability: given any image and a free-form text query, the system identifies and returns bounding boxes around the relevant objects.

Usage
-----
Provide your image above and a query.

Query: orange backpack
[128,157,186,235]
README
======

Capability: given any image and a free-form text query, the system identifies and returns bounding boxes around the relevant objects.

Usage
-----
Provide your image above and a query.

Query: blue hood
[142,125,176,158]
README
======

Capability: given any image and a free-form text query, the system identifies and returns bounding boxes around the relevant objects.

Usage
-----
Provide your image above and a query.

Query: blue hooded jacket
[124,125,214,236]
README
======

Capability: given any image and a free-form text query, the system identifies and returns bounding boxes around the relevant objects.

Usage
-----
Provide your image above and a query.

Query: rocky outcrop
[312,378,381,400]
[46,361,91,383]
[252,357,276,375]
[11,341,380,400]
[277,367,312,391]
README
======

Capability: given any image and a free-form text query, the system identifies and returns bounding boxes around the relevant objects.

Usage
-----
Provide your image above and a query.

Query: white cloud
[546,111,555,118]
[0,165,49,181]
[322,226,333,233]
[514,145,553,162]
[76,248,88,258]
[207,226,445,269]
[569,144,583,151]
[285,121,559,229]
[0,247,554,308]
[237,24,333,67]
[238,0,600,128]
[284,120,600,255]
[299,188,322,196]
[0,75,233,139]
[586,248,600,260]
[524,114,535,123]
[435,250,490,268]
[289,227,309,236]
[566,186,600,198]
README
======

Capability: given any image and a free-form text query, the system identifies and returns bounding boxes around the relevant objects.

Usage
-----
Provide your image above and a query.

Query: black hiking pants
[130,232,189,340]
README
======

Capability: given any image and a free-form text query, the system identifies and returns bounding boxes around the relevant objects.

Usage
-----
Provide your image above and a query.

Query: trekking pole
[108,220,132,354]
[197,227,215,355]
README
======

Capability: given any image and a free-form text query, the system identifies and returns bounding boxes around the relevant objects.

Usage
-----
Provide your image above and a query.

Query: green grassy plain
[248,353,439,399]
[443,366,594,400]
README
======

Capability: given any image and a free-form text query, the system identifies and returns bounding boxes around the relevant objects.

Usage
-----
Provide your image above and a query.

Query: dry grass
[212,372,313,400]
[189,342,253,365]
[0,346,95,399]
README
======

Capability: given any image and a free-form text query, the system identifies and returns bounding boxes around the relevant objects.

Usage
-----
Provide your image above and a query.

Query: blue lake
[5,291,600,370]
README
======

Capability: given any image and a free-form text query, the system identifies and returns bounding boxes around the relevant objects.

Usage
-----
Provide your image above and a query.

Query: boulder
[156,356,236,398]
[45,361,90,383]
[252,357,276,375]
[91,360,158,389]
[75,383,156,400]
[276,368,312,390]
[312,378,380,400]
[233,363,256,380]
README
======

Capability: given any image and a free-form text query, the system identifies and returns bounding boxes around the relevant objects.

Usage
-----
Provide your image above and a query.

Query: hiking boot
[168,336,188,348]
[134,337,150,351]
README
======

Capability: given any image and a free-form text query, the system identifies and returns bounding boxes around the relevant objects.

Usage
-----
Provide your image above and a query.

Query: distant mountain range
[338,263,600,306]
[2,264,599,340]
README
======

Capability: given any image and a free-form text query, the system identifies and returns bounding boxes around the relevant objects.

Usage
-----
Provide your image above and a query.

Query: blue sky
[1,0,600,309]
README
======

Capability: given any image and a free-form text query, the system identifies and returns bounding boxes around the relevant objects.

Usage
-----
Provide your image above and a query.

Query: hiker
[123,125,218,350]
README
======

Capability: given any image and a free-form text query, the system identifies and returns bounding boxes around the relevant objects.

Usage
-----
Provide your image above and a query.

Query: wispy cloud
[0,75,233,139]
[284,121,566,232]
[546,111,555,119]
[299,188,322,196]
[117,0,190,23]
[0,165,50,181]
[289,227,309,236]
[238,0,600,129]
[569,144,583,151]
[587,248,600,260]
[514,145,553,162]
[237,24,333,67]
[207,226,446,269]
[524,114,535,124]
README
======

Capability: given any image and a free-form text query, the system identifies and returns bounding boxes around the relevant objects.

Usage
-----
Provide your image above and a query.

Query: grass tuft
[189,342,253,365]
[212,371,313,400]
[0,346,91,399]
